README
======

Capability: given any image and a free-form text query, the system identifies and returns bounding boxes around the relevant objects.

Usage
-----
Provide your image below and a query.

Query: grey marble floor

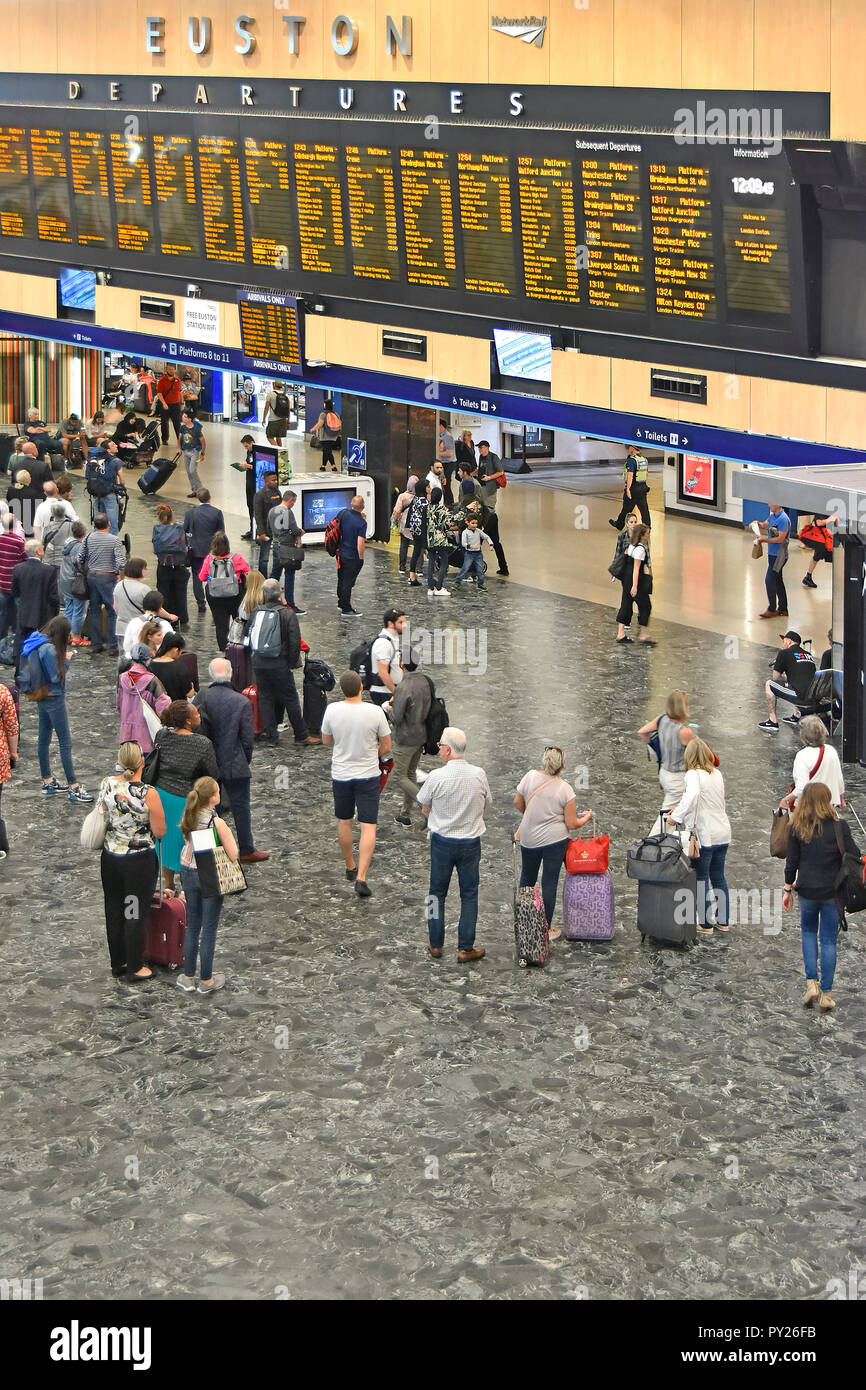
[1,477,864,1300]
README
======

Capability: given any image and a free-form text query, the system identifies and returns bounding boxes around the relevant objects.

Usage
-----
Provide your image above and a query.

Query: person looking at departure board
[314,399,342,473]
[263,381,291,444]
[438,421,457,505]
[155,363,184,446]
[610,446,651,530]
[179,409,206,498]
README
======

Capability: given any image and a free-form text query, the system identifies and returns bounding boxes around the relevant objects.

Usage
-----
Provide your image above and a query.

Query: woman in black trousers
[97,741,166,981]
[152,503,190,626]
[616,523,655,645]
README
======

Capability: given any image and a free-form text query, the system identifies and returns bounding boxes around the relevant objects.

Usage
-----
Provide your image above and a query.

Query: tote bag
[565,814,610,875]
[191,825,247,899]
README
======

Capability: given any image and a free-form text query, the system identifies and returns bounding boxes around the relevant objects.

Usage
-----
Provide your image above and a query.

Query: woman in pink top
[117,623,171,753]
[198,530,250,651]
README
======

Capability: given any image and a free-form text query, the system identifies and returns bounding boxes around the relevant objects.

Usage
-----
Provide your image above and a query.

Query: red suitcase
[144,889,186,969]
[243,684,263,736]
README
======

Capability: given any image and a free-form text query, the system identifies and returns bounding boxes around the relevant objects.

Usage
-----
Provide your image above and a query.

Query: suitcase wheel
[518,957,527,967]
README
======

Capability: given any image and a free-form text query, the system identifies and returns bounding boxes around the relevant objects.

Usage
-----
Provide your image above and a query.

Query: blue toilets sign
[347,438,367,470]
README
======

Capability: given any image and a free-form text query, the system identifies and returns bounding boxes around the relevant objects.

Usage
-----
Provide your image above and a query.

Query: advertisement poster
[679,453,717,506]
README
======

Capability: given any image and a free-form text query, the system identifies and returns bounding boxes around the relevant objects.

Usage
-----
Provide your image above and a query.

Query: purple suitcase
[562,869,615,941]
[226,640,251,693]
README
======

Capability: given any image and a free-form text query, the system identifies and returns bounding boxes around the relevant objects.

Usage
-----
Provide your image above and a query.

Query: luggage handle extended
[844,796,866,839]
[573,811,598,842]
[512,841,543,912]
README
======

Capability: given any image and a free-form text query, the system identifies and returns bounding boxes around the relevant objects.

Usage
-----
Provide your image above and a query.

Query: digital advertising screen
[301,487,357,531]
[0,106,812,357]
[59,267,96,310]
[678,453,719,506]
[493,328,553,382]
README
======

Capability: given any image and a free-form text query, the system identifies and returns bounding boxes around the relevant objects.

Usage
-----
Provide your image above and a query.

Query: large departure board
[244,136,295,270]
[237,291,301,373]
[30,128,72,243]
[345,145,399,281]
[68,130,111,248]
[400,148,457,289]
[109,134,155,253]
[198,134,245,263]
[153,133,201,258]
[517,155,580,303]
[0,109,808,353]
[294,142,347,276]
[457,151,516,296]
[649,162,717,319]
[0,126,33,237]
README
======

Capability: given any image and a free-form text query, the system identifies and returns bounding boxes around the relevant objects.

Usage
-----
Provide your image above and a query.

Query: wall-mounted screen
[493,328,552,382]
[59,266,96,310]
[237,290,302,374]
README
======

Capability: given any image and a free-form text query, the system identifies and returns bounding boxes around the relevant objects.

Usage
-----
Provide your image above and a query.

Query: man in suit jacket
[183,488,225,613]
[195,657,269,864]
[10,538,59,663]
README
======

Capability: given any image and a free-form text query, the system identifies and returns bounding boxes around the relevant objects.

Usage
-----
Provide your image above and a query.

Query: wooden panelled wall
[0,0,863,137]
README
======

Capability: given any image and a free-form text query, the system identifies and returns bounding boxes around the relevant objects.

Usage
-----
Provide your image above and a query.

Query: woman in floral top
[426,486,458,597]
[98,741,166,981]
[0,681,19,857]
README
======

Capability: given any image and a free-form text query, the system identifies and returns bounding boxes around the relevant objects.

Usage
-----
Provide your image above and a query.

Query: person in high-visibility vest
[609,446,651,529]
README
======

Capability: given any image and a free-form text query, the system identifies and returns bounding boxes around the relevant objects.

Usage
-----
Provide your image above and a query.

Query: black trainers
[802,574,818,588]
[354,879,372,898]
[783,714,801,726]
[394,813,411,826]
[758,719,779,732]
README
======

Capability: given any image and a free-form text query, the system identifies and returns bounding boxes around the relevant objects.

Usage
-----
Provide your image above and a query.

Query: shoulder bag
[80,796,109,851]
[191,815,247,898]
[136,684,164,741]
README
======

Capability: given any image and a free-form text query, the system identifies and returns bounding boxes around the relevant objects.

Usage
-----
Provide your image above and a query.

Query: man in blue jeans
[418,726,491,962]
[85,440,124,534]
[80,514,126,655]
[754,503,791,618]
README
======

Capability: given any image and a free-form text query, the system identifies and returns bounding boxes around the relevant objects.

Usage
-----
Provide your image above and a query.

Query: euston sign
[144,14,414,58]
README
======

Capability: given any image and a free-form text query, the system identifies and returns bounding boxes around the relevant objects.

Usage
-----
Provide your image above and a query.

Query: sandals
[549,928,563,942]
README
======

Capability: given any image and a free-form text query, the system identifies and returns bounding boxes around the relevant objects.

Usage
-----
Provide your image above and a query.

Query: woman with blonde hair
[514,744,593,941]
[97,741,166,981]
[669,737,731,937]
[639,689,695,810]
[175,775,239,995]
[783,781,859,1011]
[237,567,266,623]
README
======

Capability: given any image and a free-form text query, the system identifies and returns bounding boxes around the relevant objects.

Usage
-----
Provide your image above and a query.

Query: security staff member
[610,446,651,529]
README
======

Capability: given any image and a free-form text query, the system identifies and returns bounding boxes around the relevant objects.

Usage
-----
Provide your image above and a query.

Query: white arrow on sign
[161,342,167,350]
[490,403,497,413]
[682,436,689,444]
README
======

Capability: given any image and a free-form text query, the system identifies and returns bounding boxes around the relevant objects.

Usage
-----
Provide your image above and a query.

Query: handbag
[191,820,247,898]
[770,808,790,859]
[565,814,610,874]
[227,615,247,646]
[608,551,629,580]
[141,742,161,786]
[68,566,88,599]
[751,540,764,559]
[279,543,304,570]
[80,797,108,851]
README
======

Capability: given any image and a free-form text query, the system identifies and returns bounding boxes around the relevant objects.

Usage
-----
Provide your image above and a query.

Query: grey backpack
[208,556,239,598]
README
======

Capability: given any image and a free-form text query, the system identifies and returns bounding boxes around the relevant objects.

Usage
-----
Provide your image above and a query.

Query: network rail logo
[491,15,548,47]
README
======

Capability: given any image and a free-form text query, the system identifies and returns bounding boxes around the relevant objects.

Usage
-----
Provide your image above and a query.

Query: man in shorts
[263,381,291,443]
[321,671,391,899]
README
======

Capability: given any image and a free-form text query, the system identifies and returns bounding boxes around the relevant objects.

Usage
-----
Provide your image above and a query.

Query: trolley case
[562,869,615,941]
[226,641,251,693]
[303,670,327,736]
[513,845,550,967]
[629,810,697,947]
[243,685,263,736]
[137,454,179,496]
[144,863,186,969]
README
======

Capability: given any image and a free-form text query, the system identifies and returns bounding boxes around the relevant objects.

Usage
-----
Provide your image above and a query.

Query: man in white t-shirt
[32,483,77,540]
[369,608,405,708]
[321,671,391,898]
[122,588,176,658]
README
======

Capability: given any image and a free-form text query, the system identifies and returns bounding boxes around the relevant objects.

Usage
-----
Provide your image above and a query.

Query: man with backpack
[128,362,157,418]
[253,471,282,577]
[389,650,439,828]
[268,489,306,614]
[248,579,320,746]
[367,609,406,708]
[85,440,124,535]
[263,381,291,443]
[334,494,367,617]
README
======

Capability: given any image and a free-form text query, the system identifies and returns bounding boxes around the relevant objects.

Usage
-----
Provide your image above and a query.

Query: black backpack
[304,657,335,692]
[86,455,111,497]
[349,634,396,691]
[273,391,290,418]
[422,675,449,755]
[833,821,866,920]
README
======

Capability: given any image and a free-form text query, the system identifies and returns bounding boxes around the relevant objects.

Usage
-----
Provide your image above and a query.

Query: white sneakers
[427,588,450,597]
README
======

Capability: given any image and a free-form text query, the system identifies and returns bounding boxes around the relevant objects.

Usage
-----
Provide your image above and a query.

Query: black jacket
[196,681,254,782]
[183,503,225,558]
[250,600,301,670]
[253,485,282,537]
[785,817,860,901]
[10,557,59,628]
[11,457,51,490]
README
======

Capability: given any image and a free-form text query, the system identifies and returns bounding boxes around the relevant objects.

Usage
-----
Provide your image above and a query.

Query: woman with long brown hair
[175,775,239,995]
[152,502,190,627]
[615,521,655,645]
[783,781,859,1011]
[22,615,93,802]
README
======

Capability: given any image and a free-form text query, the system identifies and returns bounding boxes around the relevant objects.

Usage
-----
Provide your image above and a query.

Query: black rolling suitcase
[137,453,179,495]
[302,657,335,736]
[627,812,697,948]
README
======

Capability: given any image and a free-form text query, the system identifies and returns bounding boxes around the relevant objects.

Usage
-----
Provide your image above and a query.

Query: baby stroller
[124,418,161,470]
[89,484,131,558]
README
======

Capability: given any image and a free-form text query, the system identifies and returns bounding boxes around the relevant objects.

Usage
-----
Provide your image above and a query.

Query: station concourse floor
[0,424,860,1302]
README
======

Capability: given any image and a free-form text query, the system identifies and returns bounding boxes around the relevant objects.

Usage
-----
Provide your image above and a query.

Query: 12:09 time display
[731,177,775,195]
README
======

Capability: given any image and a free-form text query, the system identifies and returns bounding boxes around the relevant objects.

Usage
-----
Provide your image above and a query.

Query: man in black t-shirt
[759,629,816,731]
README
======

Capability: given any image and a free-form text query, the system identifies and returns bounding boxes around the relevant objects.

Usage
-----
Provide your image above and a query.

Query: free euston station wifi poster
[0,105,808,355]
